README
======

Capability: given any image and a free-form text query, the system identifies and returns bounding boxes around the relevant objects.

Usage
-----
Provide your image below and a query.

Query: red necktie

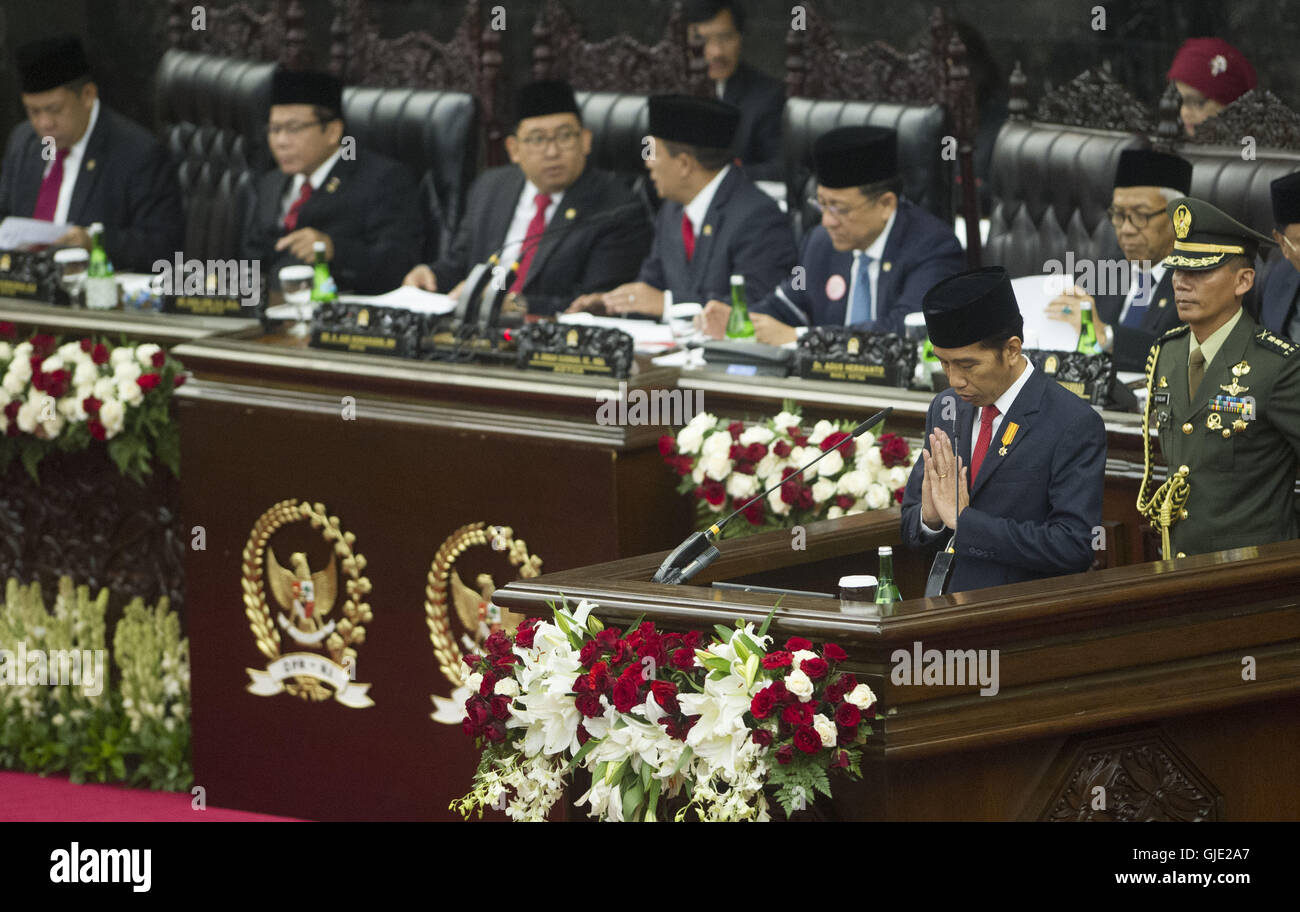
[511,192,552,292]
[283,180,313,232]
[970,404,1000,483]
[681,213,695,261]
[33,147,68,222]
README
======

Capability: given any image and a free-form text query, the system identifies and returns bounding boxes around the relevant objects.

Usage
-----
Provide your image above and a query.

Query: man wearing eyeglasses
[404,80,650,315]
[243,68,423,294]
[1256,172,1300,342]
[0,35,182,271]
[699,126,963,343]
[1046,149,1192,373]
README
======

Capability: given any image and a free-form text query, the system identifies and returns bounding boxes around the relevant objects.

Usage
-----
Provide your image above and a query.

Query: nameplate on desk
[1026,350,1114,405]
[310,302,425,358]
[0,249,58,303]
[796,326,913,388]
[313,330,399,353]
[515,323,634,379]
[165,294,246,316]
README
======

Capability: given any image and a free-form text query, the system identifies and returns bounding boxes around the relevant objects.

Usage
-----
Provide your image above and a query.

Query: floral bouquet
[659,403,917,538]
[451,599,877,822]
[0,324,187,482]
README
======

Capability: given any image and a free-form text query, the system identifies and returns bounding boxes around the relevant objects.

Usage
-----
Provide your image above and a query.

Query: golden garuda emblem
[241,499,374,707]
[426,523,542,724]
[1173,204,1192,239]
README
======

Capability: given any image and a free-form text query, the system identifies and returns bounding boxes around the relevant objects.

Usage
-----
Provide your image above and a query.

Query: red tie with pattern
[970,404,1000,482]
[681,213,695,261]
[283,180,313,232]
[511,192,552,292]
[32,147,68,222]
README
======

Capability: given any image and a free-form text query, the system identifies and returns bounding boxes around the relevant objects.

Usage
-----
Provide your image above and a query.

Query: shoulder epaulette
[1255,329,1298,357]
[1157,324,1190,343]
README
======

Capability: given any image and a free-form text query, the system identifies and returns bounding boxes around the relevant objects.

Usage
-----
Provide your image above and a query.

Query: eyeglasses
[267,120,324,137]
[1107,207,1166,229]
[517,128,582,151]
[809,196,874,220]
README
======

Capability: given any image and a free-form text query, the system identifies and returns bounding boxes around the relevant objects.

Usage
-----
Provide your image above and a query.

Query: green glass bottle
[725,273,754,340]
[1076,299,1102,355]
[874,546,902,604]
[84,222,118,310]
[310,240,337,303]
[87,223,110,277]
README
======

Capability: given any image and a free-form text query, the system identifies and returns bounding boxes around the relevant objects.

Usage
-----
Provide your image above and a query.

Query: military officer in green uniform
[1140,197,1300,558]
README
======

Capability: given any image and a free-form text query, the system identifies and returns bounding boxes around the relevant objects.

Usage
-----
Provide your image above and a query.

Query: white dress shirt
[279,146,344,222]
[845,207,897,326]
[683,164,731,241]
[1116,260,1168,326]
[43,98,100,226]
[499,181,564,267]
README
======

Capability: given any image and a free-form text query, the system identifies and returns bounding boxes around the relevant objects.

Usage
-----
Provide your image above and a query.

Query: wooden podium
[494,510,1300,821]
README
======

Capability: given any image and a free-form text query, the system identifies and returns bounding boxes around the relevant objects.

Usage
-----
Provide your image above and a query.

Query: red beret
[1167,38,1256,107]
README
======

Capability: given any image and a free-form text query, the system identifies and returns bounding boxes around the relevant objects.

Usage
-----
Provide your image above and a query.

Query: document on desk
[0,216,69,249]
[557,311,677,350]
[338,285,458,314]
[1010,274,1082,351]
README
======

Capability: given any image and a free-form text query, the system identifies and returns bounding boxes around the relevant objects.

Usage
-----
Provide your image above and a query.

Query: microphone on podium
[651,407,894,585]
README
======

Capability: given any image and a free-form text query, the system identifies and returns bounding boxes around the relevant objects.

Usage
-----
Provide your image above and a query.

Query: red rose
[577,723,592,745]
[490,695,511,720]
[650,680,679,714]
[727,421,744,440]
[484,630,511,657]
[762,651,792,670]
[779,478,801,505]
[588,662,610,694]
[742,498,764,525]
[137,372,161,391]
[681,631,702,649]
[823,643,848,663]
[671,647,695,670]
[797,487,813,510]
[0,322,15,340]
[88,418,106,441]
[610,639,629,664]
[514,619,538,648]
[696,481,726,506]
[91,343,109,365]
[894,486,905,504]
[835,703,861,728]
[173,374,188,388]
[782,702,813,727]
[800,657,828,680]
[465,694,490,725]
[768,679,790,703]
[82,396,102,415]
[579,640,600,668]
[750,687,777,719]
[484,720,507,742]
[732,460,755,475]
[837,724,857,746]
[879,433,911,467]
[151,350,166,368]
[492,653,516,669]
[830,749,850,769]
[729,443,747,461]
[836,495,855,510]
[461,716,478,738]
[478,672,497,696]
[751,728,773,747]
[612,677,640,713]
[4,400,19,420]
[745,442,767,462]
[462,653,481,668]
[773,440,792,458]
[658,434,676,457]
[596,628,619,650]
[30,334,56,357]
[575,693,603,717]
[794,725,822,754]
[786,637,813,652]
[79,338,93,352]
[776,744,794,765]
[819,430,855,459]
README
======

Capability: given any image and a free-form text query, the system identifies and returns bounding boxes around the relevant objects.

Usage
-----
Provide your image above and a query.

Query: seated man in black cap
[402,79,651,315]
[569,94,796,319]
[1142,197,1300,558]
[700,126,963,342]
[1256,172,1300,341]
[0,35,182,271]
[1045,149,1193,373]
[900,266,1107,593]
[242,68,423,295]
[685,0,784,181]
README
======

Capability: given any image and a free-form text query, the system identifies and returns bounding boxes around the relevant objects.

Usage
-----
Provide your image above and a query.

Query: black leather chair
[782,97,954,242]
[576,91,659,212]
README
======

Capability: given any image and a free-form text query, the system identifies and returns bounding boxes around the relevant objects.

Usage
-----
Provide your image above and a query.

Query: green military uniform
[1141,197,1300,556]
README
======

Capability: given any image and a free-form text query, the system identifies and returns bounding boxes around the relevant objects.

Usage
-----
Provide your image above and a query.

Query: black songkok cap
[922,267,1023,349]
[270,68,343,116]
[1163,196,1275,271]
[17,35,90,94]
[648,94,740,150]
[1271,172,1300,228]
[813,126,899,189]
[1113,148,1192,193]
[514,80,580,127]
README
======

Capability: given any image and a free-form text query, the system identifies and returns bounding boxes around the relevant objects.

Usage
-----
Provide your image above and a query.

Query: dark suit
[637,166,797,306]
[900,365,1107,593]
[1093,263,1180,372]
[752,200,964,336]
[431,164,651,316]
[720,62,785,182]
[0,104,183,272]
[242,150,422,295]
[1256,254,1300,341]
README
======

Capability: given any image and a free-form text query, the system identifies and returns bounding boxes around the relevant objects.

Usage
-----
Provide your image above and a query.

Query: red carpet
[0,772,304,821]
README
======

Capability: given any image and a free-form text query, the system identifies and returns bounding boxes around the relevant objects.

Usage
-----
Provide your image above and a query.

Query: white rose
[865,483,890,510]
[114,360,141,383]
[40,410,64,439]
[16,397,43,433]
[109,346,134,367]
[836,469,871,498]
[755,453,782,480]
[772,410,801,431]
[676,423,706,455]
[888,466,909,488]
[827,505,844,520]
[136,343,162,366]
[703,452,732,482]
[41,354,64,373]
[58,341,84,359]
[687,411,718,430]
[701,429,733,460]
[846,683,877,710]
[464,672,483,693]
[493,677,519,697]
[808,419,836,445]
[0,341,11,361]
[857,430,876,451]
[691,463,707,485]
[2,373,25,396]
[58,396,87,422]
[789,445,813,467]
[811,478,837,504]
[117,378,143,407]
[739,425,774,446]
[784,668,814,702]
[726,472,759,500]
[92,377,116,400]
[791,649,818,667]
[73,361,99,387]
[8,357,31,381]
[813,713,838,748]
[817,449,844,477]
[859,448,884,471]
[13,342,32,359]
[767,487,791,516]
[99,398,126,437]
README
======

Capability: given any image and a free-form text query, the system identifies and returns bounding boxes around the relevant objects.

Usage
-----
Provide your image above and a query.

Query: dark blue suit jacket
[751,200,964,337]
[637,166,797,306]
[1257,255,1300,341]
[721,62,785,182]
[900,365,1107,593]
[1093,265,1179,373]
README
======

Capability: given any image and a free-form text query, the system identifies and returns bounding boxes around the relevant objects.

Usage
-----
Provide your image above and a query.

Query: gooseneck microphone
[651,407,894,585]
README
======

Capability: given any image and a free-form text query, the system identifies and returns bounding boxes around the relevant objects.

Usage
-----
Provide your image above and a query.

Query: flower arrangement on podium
[451,599,877,822]
[659,402,918,538]
[0,324,187,482]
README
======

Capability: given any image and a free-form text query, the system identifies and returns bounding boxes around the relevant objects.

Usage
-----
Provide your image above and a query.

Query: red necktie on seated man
[970,404,1000,482]
[283,180,313,232]
[511,192,552,292]
[32,147,69,222]
[681,212,695,261]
